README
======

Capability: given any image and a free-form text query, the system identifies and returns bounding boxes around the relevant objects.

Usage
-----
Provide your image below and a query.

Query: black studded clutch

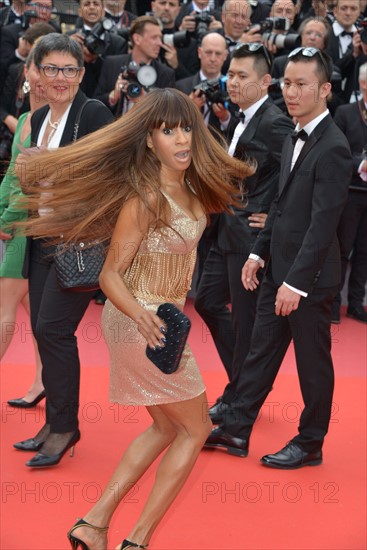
[146,303,191,374]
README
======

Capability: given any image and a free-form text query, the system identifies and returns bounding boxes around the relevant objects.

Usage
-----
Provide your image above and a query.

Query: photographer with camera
[176,32,229,132]
[0,0,59,82]
[327,0,363,101]
[94,15,175,116]
[242,0,300,57]
[68,0,127,97]
[151,0,200,79]
[176,0,223,42]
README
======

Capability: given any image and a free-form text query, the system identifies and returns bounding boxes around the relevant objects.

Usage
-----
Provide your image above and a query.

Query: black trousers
[223,275,338,453]
[195,243,260,402]
[28,239,95,433]
[335,190,367,308]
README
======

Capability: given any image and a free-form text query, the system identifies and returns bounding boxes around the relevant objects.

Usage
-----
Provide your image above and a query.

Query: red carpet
[1,300,366,550]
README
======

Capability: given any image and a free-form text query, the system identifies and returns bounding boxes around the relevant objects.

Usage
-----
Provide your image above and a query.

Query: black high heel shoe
[120,540,148,549]
[67,518,109,550]
[25,429,80,468]
[8,390,46,408]
[13,423,50,452]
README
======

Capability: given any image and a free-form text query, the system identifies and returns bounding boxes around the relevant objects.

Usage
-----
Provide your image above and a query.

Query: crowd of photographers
[1,0,366,131]
[0,0,366,320]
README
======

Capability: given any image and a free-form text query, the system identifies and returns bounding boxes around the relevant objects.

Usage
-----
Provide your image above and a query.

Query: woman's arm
[99,197,166,350]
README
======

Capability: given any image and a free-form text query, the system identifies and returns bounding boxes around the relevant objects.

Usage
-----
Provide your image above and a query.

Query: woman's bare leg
[1,278,44,401]
[0,278,29,358]
[69,392,211,550]
[121,392,211,548]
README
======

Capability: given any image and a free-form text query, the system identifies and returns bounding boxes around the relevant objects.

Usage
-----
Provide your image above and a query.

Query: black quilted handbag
[146,303,191,374]
[53,98,108,292]
[54,241,106,291]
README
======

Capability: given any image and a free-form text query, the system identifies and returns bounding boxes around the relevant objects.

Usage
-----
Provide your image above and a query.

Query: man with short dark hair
[194,42,293,423]
[204,47,353,469]
[94,15,175,115]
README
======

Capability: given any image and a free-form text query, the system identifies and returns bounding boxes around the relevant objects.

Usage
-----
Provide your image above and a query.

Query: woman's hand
[136,309,167,350]
[0,229,12,240]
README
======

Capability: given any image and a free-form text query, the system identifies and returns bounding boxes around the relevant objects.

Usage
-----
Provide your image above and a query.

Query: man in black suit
[176,31,229,134]
[326,0,361,101]
[94,15,175,116]
[204,47,353,468]
[151,0,200,79]
[0,0,58,74]
[68,0,127,97]
[194,42,294,421]
[175,0,223,35]
[332,61,367,324]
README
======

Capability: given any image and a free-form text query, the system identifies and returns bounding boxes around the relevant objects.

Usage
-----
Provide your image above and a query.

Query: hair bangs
[144,88,196,130]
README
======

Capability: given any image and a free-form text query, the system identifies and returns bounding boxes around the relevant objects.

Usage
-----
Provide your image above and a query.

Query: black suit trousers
[195,244,260,396]
[335,189,367,308]
[223,274,338,452]
[28,239,95,433]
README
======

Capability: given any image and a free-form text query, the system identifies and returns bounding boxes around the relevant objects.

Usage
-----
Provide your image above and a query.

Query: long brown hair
[19,88,255,244]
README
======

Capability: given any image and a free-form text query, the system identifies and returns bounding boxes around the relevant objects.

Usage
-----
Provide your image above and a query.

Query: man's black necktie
[234,111,245,122]
[341,30,353,37]
[291,129,308,145]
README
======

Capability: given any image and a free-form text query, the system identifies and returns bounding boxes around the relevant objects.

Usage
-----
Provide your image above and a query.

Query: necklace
[47,114,63,146]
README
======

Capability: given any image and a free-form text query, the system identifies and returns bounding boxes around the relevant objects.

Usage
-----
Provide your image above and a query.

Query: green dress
[0,112,30,278]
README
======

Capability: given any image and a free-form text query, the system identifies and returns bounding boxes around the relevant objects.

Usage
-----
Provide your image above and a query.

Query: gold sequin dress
[102,191,207,405]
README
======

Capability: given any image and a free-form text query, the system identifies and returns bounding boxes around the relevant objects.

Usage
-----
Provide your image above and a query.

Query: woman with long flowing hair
[17,88,254,549]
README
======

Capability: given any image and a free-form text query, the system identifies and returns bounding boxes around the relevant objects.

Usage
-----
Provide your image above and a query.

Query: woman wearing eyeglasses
[13,33,114,468]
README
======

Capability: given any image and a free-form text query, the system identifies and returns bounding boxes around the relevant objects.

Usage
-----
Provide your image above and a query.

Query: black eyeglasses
[233,42,272,69]
[38,65,83,78]
[288,47,329,78]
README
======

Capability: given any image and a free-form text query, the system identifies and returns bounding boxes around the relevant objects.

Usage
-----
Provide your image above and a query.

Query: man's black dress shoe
[260,442,322,469]
[8,390,46,409]
[26,429,81,468]
[347,306,367,323]
[13,438,44,452]
[331,303,340,324]
[208,401,230,424]
[204,427,249,457]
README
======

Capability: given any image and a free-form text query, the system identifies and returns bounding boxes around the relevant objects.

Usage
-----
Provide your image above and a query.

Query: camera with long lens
[262,31,301,50]
[80,17,117,56]
[162,30,190,48]
[194,76,229,107]
[358,18,367,44]
[121,61,158,99]
[257,17,290,33]
[194,12,212,42]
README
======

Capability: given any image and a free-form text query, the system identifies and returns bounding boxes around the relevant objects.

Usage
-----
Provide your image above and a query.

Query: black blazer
[94,53,176,115]
[334,100,367,191]
[217,98,294,253]
[0,21,59,81]
[22,89,114,277]
[252,114,353,293]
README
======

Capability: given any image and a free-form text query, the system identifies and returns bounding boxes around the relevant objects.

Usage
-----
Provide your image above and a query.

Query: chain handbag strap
[72,98,105,142]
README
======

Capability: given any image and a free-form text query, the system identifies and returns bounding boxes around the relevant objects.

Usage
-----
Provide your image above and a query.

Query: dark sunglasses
[288,47,329,78]
[233,42,272,69]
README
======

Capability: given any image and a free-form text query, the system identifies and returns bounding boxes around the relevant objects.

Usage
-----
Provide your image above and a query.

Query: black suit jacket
[217,98,294,253]
[334,101,367,191]
[0,21,59,80]
[252,114,353,293]
[22,89,114,277]
[94,53,176,115]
